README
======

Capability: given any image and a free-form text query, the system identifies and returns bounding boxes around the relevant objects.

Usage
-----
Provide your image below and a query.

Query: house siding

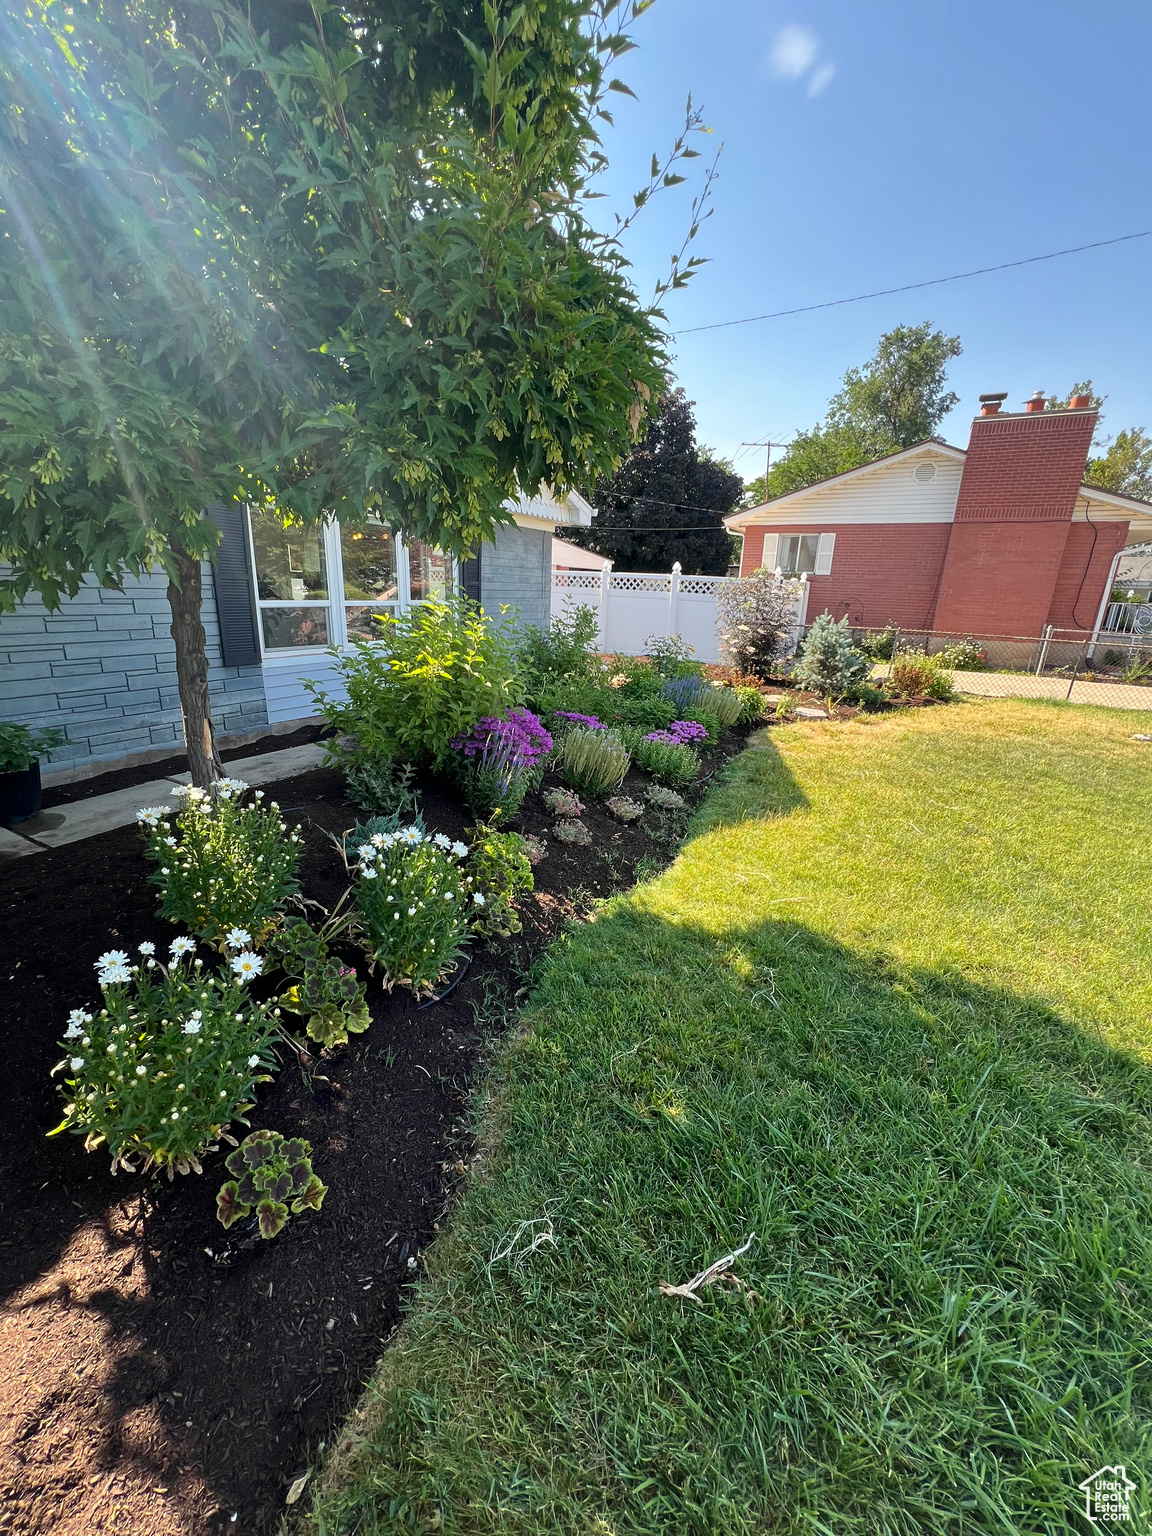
[0,567,267,772]
[482,524,551,631]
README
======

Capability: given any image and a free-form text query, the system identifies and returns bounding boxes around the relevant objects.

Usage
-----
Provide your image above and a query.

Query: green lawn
[316,698,1152,1535]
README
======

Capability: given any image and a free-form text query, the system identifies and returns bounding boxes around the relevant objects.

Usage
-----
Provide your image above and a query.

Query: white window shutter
[760,532,779,571]
[814,532,835,575]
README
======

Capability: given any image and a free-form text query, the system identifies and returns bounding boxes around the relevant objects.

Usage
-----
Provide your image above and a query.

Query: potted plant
[0,723,65,824]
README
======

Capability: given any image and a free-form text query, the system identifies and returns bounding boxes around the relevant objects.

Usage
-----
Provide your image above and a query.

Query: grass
[315,698,1152,1535]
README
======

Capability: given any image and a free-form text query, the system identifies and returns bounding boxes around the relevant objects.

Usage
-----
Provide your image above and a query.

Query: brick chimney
[932,394,1099,638]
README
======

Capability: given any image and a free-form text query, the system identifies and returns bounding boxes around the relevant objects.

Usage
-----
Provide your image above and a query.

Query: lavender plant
[216,1129,327,1239]
[352,826,475,994]
[560,725,630,795]
[50,938,278,1175]
[450,708,553,818]
[138,779,301,947]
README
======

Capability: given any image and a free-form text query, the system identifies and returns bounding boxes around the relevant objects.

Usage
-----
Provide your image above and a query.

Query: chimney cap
[979,392,1009,403]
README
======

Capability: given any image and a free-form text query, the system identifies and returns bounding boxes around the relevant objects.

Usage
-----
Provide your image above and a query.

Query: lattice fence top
[679,576,730,595]
[552,571,600,590]
[551,572,735,595]
[607,574,673,593]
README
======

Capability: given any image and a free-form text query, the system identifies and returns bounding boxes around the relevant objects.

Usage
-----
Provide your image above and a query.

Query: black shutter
[461,550,482,603]
[207,504,261,667]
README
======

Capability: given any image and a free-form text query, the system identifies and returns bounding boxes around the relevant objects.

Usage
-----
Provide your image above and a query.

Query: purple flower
[552,711,606,731]
[450,708,553,799]
[644,720,707,747]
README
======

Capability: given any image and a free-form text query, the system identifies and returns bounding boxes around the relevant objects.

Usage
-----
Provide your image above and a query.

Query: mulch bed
[0,737,747,1536]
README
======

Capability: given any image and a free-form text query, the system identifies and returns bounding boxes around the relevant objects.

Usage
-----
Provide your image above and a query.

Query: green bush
[632,735,700,786]
[51,938,278,1175]
[560,725,630,795]
[308,598,522,769]
[615,693,678,732]
[856,623,900,662]
[794,614,871,698]
[352,824,474,994]
[935,639,986,671]
[519,604,600,709]
[889,651,955,700]
[466,823,534,938]
[216,1129,327,1239]
[644,634,704,679]
[343,757,421,819]
[138,780,301,947]
[734,685,765,724]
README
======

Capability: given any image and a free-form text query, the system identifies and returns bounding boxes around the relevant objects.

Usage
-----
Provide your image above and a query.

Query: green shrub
[138,780,301,947]
[266,916,370,1049]
[615,693,678,732]
[644,634,703,678]
[51,938,278,1175]
[856,623,900,661]
[343,757,420,819]
[467,823,534,937]
[1103,648,1124,667]
[0,721,66,772]
[734,685,766,724]
[889,651,955,700]
[632,735,700,786]
[794,614,871,698]
[352,825,474,994]
[716,568,805,678]
[560,725,630,795]
[308,598,522,769]
[519,604,600,708]
[216,1129,327,1239]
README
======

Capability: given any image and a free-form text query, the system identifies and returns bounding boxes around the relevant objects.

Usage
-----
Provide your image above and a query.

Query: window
[249,513,330,650]
[248,509,455,653]
[777,534,821,575]
[341,520,399,643]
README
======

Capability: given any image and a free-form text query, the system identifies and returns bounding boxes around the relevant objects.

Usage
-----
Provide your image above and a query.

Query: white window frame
[245,512,457,664]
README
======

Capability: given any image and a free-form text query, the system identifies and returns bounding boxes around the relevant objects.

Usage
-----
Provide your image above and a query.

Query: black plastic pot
[0,760,42,824]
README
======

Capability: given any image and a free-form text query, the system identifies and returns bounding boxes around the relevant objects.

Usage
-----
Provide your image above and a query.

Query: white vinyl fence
[551,564,809,664]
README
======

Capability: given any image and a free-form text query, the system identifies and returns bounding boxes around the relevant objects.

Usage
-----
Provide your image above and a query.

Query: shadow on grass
[318,901,1152,1536]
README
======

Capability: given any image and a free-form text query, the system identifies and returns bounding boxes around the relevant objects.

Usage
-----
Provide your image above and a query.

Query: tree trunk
[167,537,222,788]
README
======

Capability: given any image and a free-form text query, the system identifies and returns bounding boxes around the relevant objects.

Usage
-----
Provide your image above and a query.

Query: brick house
[725,393,1152,644]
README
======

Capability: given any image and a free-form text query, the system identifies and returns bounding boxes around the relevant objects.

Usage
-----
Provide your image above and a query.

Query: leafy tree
[743,323,961,505]
[0,0,688,784]
[568,388,743,573]
[1085,429,1152,502]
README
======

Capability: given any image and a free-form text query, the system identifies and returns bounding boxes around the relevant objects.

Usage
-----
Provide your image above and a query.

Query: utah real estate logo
[1078,1466,1137,1524]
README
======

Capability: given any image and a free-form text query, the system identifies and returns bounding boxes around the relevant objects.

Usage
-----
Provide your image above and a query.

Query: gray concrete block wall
[481,525,551,632]
[0,565,268,771]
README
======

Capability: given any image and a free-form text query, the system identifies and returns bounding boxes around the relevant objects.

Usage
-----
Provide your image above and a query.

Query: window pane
[340,521,398,602]
[778,534,820,574]
[345,604,399,643]
[260,606,329,650]
[250,511,328,600]
[408,541,453,603]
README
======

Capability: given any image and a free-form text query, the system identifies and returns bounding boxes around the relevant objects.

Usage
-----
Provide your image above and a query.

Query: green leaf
[291,1174,328,1215]
[216,1180,247,1229]
[256,1199,289,1240]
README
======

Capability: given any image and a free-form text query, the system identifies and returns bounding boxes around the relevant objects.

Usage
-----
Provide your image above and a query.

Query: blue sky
[591,0,1152,481]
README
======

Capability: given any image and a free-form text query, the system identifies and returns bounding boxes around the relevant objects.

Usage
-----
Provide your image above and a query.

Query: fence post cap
[672,561,682,573]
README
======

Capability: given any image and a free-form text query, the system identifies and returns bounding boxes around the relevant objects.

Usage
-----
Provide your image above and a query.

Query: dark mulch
[0,738,747,1536]
[39,722,332,809]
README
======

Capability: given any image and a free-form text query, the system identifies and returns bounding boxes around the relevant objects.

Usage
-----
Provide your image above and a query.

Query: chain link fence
[785,622,1152,708]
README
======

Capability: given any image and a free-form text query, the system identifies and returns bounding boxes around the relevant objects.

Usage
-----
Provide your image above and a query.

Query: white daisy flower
[433,833,451,849]
[407,906,417,916]
[67,1008,93,1029]
[370,833,386,847]
[214,777,249,798]
[182,1019,202,1035]
[400,826,423,845]
[230,952,263,981]
[95,950,129,970]
[473,892,486,906]
[64,1021,84,1040]
[451,841,468,859]
[224,928,252,950]
[70,1056,85,1071]
[137,942,155,956]
[135,807,167,826]
[169,937,196,957]
[163,836,177,847]
[98,964,132,986]
[362,867,378,880]
[356,845,375,861]
[247,1054,261,1069]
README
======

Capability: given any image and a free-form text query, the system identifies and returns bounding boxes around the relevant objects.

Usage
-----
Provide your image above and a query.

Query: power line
[673,228,1152,335]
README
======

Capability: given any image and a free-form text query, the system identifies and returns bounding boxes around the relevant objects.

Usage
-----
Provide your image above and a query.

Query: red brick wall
[739,523,952,629]
[1046,520,1129,633]
[933,408,1098,636]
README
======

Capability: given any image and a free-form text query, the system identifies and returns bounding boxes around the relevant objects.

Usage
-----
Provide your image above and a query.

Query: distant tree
[743,323,962,505]
[1086,429,1152,502]
[569,390,743,574]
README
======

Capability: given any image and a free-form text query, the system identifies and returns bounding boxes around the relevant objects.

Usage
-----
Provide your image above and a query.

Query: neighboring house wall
[1045,521,1130,633]
[0,566,267,772]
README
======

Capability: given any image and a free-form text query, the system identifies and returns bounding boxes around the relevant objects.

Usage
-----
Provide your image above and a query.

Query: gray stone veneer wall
[0,565,267,772]
[481,524,551,631]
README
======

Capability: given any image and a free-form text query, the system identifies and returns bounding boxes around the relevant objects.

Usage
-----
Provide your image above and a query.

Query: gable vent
[912,461,938,484]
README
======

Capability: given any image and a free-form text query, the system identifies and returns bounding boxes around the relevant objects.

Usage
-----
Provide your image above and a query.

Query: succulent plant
[554,819,592,847]
[216,1128,327,1239]
[605,795,643,822]
[646,784,686,810]
[541,787,584,818]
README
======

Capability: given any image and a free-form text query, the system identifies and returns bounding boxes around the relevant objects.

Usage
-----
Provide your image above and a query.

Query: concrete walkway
[0,743,328,860]
[952,670,1152,711]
